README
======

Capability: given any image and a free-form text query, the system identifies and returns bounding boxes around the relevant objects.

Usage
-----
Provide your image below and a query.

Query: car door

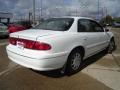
[89,20,109,51]
[77,19,106,57]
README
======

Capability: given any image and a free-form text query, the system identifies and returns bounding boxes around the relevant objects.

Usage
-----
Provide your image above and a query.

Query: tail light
[33,42,51,50]
[9,37,51,50]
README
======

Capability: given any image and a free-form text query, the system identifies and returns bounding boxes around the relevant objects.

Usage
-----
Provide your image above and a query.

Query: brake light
[33,42,51,50]
[24,40,35,49]
[9,37,51,50]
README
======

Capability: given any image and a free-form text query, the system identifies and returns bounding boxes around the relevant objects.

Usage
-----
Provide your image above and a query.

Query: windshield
[33,18,74,31]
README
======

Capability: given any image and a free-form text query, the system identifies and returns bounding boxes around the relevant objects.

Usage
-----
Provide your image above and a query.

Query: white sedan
[6,17,115,74]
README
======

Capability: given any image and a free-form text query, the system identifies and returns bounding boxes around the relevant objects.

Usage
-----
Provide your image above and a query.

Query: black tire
[66,49,83,75]
[106,39,116,53]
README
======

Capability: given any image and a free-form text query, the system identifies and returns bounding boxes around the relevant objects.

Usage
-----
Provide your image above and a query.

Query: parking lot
[0,27,120,90]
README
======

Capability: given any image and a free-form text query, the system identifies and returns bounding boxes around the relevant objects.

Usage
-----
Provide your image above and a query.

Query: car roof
[52,16,95,21]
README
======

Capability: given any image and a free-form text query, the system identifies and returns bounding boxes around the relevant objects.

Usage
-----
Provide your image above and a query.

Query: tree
[99,15,113,26]
[106,15,113,25]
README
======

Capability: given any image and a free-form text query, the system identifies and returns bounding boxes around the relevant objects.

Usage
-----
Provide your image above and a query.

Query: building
[0,12,13,24]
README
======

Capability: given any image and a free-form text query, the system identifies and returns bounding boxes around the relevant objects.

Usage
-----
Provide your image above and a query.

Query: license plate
[17,41,24,49]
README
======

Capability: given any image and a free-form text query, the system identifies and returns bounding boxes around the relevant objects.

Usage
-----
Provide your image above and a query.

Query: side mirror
[105,28,109,32]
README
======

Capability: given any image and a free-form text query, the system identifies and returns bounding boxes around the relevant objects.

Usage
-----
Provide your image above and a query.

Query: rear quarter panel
[37,32,86,54]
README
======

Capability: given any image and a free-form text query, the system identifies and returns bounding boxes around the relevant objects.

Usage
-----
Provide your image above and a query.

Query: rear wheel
[66,49,83,74]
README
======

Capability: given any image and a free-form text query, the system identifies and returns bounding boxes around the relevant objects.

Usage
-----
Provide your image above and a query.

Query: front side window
[78,19,91,32]
[90,20,104,32]
[33,18,74,31]
[78,19,104,32]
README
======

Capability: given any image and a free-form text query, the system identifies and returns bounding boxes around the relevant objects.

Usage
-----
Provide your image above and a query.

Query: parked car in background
[112,22,120,27]
[6,17,116,74]
[0,23,9,38]
[8,21,32,33]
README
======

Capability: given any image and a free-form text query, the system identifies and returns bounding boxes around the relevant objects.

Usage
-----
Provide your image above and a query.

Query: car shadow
[31,69,65,78]
[80,51,106,70]
[31,50,107,78]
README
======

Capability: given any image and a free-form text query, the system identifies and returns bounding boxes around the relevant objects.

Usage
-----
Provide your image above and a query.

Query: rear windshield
[33,18,74,31]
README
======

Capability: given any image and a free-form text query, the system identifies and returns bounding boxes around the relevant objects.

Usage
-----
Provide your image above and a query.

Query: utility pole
[105,7,108,24]
[39,9,41,20]
[98,0,100,20]
[40,0,42,18]
[105,7,107,16]
[102,7,104,18]
[33,0,36,25]
[76,8,77,17]
[29,12,32,21]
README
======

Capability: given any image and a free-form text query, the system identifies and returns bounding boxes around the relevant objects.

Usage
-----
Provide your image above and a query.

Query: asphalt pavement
[0,28,120,90]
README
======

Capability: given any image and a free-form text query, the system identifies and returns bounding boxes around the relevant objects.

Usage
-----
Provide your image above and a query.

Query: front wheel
[107,39,116,53]
[66,49,83,75]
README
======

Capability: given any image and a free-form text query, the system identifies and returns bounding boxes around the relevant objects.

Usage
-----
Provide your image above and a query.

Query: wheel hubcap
[71,53,81,70]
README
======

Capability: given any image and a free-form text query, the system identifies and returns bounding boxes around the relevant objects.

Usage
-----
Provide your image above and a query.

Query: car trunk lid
[10,29,62,40]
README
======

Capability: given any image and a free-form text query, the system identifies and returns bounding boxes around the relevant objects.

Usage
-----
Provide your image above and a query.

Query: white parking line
[0,62,21,76]
[83,66,120,90]
[113,53,120,57]
[82,52,120,90]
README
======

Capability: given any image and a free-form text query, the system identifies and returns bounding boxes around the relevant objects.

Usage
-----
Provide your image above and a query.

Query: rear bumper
[6,45,69,71]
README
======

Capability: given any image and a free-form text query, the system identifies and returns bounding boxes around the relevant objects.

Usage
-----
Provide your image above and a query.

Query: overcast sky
[0,0,120,20]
